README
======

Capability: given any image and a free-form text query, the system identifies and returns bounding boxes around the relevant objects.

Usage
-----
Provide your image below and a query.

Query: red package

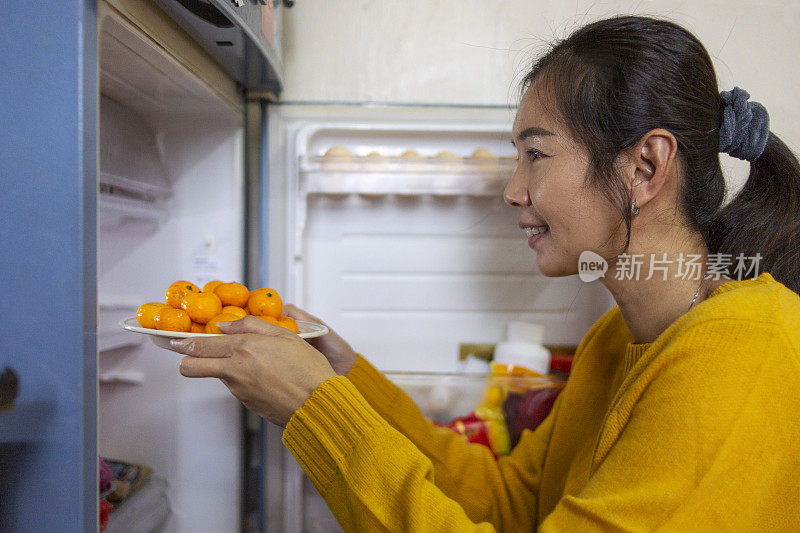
[99,499,114,532]
[437,408,510,458]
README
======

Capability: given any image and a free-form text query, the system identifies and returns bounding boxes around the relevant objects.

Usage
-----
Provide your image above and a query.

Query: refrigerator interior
[264,104,615,531]
[269,105,615,372]
[96,6,244,531]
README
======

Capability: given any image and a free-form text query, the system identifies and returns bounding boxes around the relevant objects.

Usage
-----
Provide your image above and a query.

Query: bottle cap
[506,321,545,344]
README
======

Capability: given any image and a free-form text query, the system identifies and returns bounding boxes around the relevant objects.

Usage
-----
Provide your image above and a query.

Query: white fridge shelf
[299,154,516,196]
[98,302,145,353]
[97,326,144,353]
[98,370,145,386]
[98,192,167,228]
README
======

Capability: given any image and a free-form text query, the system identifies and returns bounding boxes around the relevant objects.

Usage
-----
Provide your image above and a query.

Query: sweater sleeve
[283,374,566,531]
[539,319,800,531]
[282,376,497,531]
[345,354,558,527]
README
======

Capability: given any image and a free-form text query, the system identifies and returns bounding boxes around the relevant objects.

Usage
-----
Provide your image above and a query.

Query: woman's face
[504,85,624,276]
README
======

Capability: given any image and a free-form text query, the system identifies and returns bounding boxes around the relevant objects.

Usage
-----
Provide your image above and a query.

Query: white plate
[119,317,329,350]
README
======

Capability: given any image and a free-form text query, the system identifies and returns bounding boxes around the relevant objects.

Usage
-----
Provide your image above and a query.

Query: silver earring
[631,200,640,217]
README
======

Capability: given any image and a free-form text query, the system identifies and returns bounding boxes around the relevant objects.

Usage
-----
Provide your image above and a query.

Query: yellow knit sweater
[283,272,800,531]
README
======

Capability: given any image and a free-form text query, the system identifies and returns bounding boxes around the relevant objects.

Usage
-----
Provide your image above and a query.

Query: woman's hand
[169,316,337,427]
[282,304,358,375]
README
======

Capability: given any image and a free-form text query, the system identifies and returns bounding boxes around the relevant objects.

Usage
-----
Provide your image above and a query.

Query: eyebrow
[511,126,556,145]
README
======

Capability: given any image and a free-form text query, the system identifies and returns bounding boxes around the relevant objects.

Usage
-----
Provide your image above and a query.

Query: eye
[526,150,544,162]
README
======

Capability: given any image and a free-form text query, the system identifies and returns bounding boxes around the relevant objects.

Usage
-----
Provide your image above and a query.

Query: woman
[170,15,800,531]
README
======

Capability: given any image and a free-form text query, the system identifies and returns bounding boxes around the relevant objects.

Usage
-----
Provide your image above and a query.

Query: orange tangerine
[222,305,247,319]
[190,322,206,333]
[214,282,250,308]
[180,291,223,324]
[137,302,168,329]
[205,313,241,334]
[202,280,224,293]
[165,281,200,309]
[276,316,299,333]
[256,315,279,325]
[247,288,282,318]
[153,307,192,332]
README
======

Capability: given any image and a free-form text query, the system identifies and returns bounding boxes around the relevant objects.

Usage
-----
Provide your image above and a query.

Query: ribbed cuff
[346,354,403,413]
[282,376,387,490]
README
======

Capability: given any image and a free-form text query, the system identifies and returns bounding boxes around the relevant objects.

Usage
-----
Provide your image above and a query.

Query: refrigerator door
[96,2,246,531]
[0,2,98,530]
[2,1,256,530]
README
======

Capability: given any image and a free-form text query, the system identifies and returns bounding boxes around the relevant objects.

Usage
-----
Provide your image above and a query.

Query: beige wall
[281,0,799,154]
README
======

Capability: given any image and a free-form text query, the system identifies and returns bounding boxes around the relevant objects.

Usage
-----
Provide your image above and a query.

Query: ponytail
[704,132,800,295]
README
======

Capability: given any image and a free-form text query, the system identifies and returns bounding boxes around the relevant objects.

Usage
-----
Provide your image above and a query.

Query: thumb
[283,304,326,325]
[217,315,284,336]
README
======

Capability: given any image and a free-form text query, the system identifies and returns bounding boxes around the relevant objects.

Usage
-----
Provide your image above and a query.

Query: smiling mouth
[524,226,549,238]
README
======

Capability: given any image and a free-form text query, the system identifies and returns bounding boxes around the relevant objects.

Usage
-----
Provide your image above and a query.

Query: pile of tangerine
[136,280,298,334]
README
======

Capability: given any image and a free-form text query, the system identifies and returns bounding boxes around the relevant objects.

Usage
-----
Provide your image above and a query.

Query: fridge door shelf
[99,303,146,353]
[299,155,516,197]
[302,154,517,171]
[98,326,145,353]
[98,190,168,228]
[98,370,145,385]
[98,94,171,196]
[99,170,172,201]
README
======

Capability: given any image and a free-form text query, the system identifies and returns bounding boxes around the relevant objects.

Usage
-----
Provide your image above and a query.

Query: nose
[503,165,531,207]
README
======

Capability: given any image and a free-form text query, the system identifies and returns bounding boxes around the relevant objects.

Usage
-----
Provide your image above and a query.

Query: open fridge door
[97,2,245,530]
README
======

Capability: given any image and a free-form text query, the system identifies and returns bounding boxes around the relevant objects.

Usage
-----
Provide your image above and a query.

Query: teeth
[524,226,549,238]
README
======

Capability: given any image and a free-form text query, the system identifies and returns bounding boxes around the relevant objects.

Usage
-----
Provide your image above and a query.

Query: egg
[470,148,494,159]
[323,146,352,158]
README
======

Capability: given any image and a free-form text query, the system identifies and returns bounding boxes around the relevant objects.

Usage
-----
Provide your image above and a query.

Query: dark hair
[520,15,800,295]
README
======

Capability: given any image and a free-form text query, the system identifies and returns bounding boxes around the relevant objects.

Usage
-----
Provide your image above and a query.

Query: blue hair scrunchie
[719,86,770,162]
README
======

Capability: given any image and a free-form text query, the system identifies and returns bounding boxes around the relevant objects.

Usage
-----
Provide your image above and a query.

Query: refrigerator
[0,1,612,531]
[261,104,614,531]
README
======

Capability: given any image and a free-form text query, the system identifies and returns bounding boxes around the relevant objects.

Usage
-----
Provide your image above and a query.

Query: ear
[625,128,679,211]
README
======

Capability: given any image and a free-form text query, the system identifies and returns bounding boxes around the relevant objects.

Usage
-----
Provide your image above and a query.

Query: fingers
[170,335,237,358]
[282,304,324,325]
[179,356,229,378]
[170,317,292,358]
[218,315,285,336]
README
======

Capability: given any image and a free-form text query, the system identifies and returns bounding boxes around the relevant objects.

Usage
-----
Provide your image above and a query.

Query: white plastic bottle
[492,321,551,375]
